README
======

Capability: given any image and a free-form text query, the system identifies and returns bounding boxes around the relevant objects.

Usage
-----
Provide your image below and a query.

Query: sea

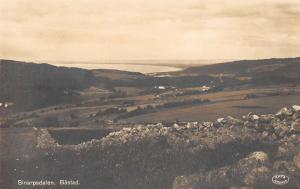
[53,63,182,74]
[46,60,230,74]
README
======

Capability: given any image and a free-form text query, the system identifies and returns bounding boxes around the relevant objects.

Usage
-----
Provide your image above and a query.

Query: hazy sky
[1,0,300,62]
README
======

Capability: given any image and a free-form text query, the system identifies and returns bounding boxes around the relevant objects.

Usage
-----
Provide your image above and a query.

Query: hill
[183,57,300,77]
[177,57,300,88]
[1,57,299,112]
[0,60,97,111]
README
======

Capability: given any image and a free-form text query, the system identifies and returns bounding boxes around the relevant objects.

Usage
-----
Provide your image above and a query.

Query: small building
[154,86,166,90]
[201,85,211,92]
[0,102,12,108]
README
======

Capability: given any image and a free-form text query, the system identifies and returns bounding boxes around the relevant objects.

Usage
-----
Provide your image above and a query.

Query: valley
[1,58,300,189]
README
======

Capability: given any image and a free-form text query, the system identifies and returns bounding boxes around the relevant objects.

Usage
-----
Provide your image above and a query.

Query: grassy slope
[182,57,300,76]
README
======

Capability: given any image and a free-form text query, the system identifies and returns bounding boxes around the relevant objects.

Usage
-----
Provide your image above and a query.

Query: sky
[1,0,300,62]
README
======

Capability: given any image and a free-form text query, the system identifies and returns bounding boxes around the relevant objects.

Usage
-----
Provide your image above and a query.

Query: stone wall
[35,106,300,189]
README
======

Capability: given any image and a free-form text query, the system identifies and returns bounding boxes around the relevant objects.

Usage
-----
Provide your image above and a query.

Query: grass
[121,94,300,123]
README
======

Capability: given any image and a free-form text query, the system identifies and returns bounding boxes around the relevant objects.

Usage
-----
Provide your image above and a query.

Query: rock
[255,121,273,132]
[275,142,300,160]
[244,112,260,122]
[226,116,243,125]
[294,153,300,170]
[173,123,180,129]
[36,129,60,149]
[186,122,198,129]
[271,133,278,140]
[173,152,270,189]
[214,116,243,128]
[215,118,226,128]
[217,118,225,123]
[260,131,269,141]
[243,166,271,186]
[292,105,300,112]
[279,127,290,138]
[273,161,297,174]
[276,107,293,119]
[173,167,232,189]
[249,115,259,122]
[202,122,213,128]
[293,112,300,120]
[244,121,254,128]
[276,146,288,158]
[249,151,269,163]
[172,174,205,189]
[247,112,254,117]
[290,122,300,134]
[273,122,290,138]
[228,187,253,189]
[259,114,274,123]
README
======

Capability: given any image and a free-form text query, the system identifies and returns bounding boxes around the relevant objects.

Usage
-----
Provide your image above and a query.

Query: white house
[154,86,166,90]
[201,85,211,92]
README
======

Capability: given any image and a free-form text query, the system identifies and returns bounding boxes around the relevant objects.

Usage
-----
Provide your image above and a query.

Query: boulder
[226,116,243,125]
[276,107,293,119]
[214,118,226,128]
[255,121,273,132]
[243,166,271,186]
[172,174,204,189]
[293,112,300,120]
[292,105,300,112]
[249,114,260,122]
[244,112,260,122]
[248,151,269,163]
[259,114,274,123]
[172,152,270,189]
[273,161,298,176]
[244,121,255,128]
[273,122,290,138]
[290,122,300,134]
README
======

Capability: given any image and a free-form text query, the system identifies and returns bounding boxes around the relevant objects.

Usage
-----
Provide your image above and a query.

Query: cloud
[0,0,299,61]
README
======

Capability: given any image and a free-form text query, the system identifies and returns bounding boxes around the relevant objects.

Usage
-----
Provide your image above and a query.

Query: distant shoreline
[52,63,183,74]
[42,59,232,73]
[43,59,232,68]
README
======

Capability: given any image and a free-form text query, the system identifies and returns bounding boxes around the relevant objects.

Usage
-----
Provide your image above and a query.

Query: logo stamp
[272,174,289,185]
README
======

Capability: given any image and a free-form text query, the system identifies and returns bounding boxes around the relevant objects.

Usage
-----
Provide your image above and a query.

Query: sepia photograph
[1,0,300,188]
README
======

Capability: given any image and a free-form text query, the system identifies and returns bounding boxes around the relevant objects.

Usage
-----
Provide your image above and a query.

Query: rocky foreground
[31,106,300,188]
